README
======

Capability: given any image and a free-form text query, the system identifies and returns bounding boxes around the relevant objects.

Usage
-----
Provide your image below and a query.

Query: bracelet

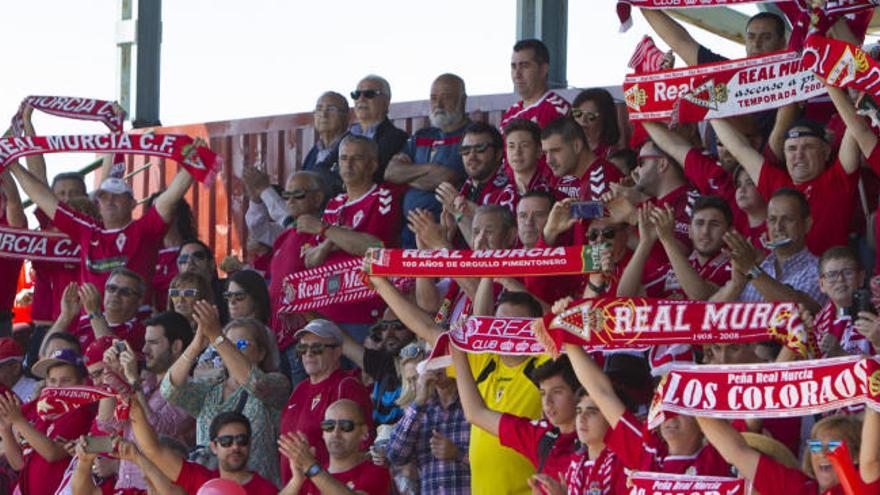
[453,212,464,223]
[88,311,104,320]
[746,265,764,280]
[587,279,607,295]
[214,335,226,347]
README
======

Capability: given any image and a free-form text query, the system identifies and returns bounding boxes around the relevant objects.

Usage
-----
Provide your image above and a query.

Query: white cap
[294,319,344,343]
[95,177,133,197]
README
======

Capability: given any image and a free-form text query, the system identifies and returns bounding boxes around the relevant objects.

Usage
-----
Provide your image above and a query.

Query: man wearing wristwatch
[279,398,391,495]
[711,188,825,316]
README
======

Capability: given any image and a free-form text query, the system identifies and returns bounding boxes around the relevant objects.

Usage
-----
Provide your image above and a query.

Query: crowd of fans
[2,6,880,495]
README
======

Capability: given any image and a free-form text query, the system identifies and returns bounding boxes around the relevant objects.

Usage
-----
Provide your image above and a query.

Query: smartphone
[115,341,127,353]
[570,201,604,220]
[850,288,875,317]
[83,435,114,454]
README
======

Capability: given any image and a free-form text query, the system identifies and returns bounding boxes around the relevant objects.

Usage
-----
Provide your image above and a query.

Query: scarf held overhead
[624,50,825,123]
[803,34,880,96]
[531,297,812,358]
[0,225,80,264]
[628,471,749,495]
[649,355,880,429]
[364,245,600,278]
[0,133,220,183]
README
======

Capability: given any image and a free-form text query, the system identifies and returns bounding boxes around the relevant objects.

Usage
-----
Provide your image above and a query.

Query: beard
[219,450,248,472]
[430,108,463,129]
[146,351,175,374]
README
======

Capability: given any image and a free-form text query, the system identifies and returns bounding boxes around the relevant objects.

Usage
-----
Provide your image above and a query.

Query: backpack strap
[535,427,560,474]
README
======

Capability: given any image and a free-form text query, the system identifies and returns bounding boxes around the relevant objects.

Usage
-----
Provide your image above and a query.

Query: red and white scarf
[649,355,876,428]
[0,133,220,183]
[628,35,670,75]
[629,471,749,495]
[531,297,814,359]
[0,225,79,264]
[624,50,826,124]
[11,96,127,176]
[803,34,880,97]
[364,245,599,278]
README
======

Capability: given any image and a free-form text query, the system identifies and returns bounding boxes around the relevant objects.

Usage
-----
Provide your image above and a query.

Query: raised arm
[371,276,443,346]
[564,344,626,428]
[642,122,693,167]
[616,206,656,297]
[862,407,880,484]
[19,105,48,185]
[167,323,208,387]
[7,161,59,219]
[128,395,184,481]
[695,416,760,479]
[0,392,69,462]
[1,169,27,228]
[653,206,719,299]
[640,9,700,66]
[450,346,502,436]
[827,85,878,163]
[154,169,194,223]
[768,104,800,162]
[192,301,252,385]
[339,330,366,370]
[710,119,764,184]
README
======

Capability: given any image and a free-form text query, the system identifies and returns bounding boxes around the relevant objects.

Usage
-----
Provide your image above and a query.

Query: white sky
[0,0,752,187]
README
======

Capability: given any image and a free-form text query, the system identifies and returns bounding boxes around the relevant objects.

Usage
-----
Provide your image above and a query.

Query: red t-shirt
[151,246,179,311]
[300,460,391,495]
[71,314,146,354]
[605,411,732,476]
[460,170,517,212]
[278,368,373,484]
[52,203,168,294]
[268,228,310,350]
[316,184,402,323]
[753,454,852,495]
[643,251,732,299]
[498,413,579,483]
[757,158,858,256]
[563,448,628,495]
[15,401,97,495]
[174,460,277,495]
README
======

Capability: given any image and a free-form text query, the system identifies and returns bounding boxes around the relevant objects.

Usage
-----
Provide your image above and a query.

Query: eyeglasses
[177,251,208,265]
[105,283,141,298]
[807,439,842,453]
[320,419,361,433]
[169,288,199,299]
[371,319,406,333]
[214,434,250,448]
[350,89,384,100]
[821,269,857,280]
[295,342,340,356]
[459,143,493,156]
[572,109,600,122]
[588,226,618,243]
[281,189,310,200]
[224,290,249,303]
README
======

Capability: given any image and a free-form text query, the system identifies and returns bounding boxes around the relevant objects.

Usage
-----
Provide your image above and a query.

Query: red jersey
[580,156,626,201]
[757,158,858,256]
[643,251,732,299]
[173,460,277,495]
[268,228,310,350]
[460,169,517,211]
[151,246,179,311]
[814,302,876,357]
[31,210,78,323]
[606,411,732,476]
[279,368,373,484]
[52,203,168,294]
[563,448,628,495]
[0,218,22,320]
[498,414,578,483]
[301,460,391,495]
[500,91,571,131]
[72,314,146,353]
[15,400,97,495]
[752,454,880,495]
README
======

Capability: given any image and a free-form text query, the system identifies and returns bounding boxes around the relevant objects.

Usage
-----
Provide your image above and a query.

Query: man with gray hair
[385,73,470,248]
[302,91,350,196]
[350,75,409,180]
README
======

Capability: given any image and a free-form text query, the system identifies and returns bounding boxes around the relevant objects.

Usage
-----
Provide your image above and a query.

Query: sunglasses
[295,342,340,356]
[459,143,493,156]
[281,189,309,200]
[350,89,384,100]
[320,419,361,433]
[587,226,617,243]
[169,288,199,299]
[371,319,406,334]
[224,290,249,303]
[177,251,208,265]
[214,433,250,448]
[807,439,842,453]
[105,283,140,298]
[572,109,600,121]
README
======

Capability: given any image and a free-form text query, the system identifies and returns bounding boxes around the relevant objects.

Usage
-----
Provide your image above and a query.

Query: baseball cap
[294,319,344,344]
[95,177,134,197]
[0,338,24,364]
[31,349,86,379]
[84,336,115,368]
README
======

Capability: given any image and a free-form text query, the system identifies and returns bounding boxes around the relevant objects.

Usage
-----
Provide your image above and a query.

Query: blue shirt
[740,247,827,306]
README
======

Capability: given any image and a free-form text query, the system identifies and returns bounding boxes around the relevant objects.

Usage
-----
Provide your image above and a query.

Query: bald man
[279,399,391,495]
